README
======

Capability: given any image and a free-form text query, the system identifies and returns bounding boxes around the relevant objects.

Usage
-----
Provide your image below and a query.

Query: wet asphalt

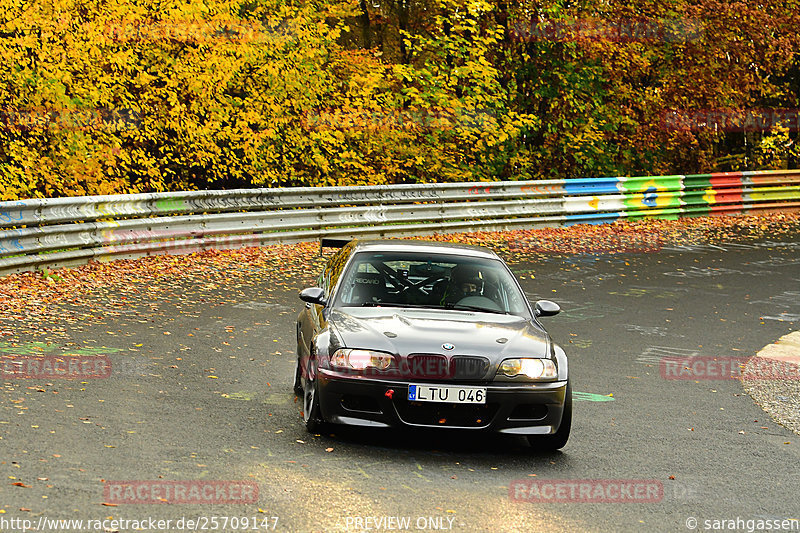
[1,233,799,533]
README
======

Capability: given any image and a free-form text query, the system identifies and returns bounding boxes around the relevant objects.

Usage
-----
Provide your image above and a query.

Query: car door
[297,241,355,365]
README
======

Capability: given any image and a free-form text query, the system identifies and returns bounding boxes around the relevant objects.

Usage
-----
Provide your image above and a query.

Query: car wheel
[302,367,324,433]
[527,381,571,451]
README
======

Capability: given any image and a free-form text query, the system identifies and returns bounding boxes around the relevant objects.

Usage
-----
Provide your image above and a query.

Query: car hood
[329,307,551,359]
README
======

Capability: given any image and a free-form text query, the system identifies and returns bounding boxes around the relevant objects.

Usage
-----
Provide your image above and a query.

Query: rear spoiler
[319,238,354,255]
[320,238,352,249]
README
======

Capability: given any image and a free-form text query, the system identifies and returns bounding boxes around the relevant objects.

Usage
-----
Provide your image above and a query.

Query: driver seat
[349,271,388,305]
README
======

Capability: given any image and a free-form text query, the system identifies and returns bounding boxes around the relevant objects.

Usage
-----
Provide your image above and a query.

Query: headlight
[331,349,394,371]
[497,358,557,379]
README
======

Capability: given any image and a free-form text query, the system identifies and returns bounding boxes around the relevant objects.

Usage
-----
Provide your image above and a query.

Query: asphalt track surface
[2,232,799,533]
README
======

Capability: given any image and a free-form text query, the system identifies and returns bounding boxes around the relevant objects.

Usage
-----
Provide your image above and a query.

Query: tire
[302,366,325,433]
[527,381,572,451]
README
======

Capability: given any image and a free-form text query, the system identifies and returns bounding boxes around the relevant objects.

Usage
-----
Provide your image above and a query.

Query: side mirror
[534,300,560,317]
[299,287,327,306]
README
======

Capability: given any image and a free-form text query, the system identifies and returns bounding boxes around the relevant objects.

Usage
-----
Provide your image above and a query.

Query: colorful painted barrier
[1,169,799,275]
[561,169,800,225]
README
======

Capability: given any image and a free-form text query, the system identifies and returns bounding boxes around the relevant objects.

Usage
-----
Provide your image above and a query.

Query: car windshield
[334,251,531,317]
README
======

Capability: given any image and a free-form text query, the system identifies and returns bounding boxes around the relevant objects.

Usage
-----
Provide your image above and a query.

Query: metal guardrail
[1,169,799,276]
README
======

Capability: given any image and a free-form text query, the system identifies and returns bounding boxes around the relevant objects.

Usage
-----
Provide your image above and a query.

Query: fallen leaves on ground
[0,213,798,344]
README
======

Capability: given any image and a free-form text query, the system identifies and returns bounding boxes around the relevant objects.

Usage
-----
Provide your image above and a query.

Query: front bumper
[316,369,568,435]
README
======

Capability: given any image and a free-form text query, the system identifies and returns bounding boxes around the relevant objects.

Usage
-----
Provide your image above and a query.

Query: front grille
[405,354,450,380]
[395,401,499,428]
[451,356,490,380]
[402,354,490,381]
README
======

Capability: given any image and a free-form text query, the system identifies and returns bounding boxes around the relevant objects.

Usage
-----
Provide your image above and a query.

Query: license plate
[407,384,486,404]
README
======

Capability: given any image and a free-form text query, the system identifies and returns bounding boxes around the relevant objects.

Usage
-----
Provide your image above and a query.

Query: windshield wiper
[445,303,509,314]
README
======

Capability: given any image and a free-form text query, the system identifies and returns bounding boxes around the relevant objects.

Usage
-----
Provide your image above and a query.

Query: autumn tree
[0,0,798,200]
